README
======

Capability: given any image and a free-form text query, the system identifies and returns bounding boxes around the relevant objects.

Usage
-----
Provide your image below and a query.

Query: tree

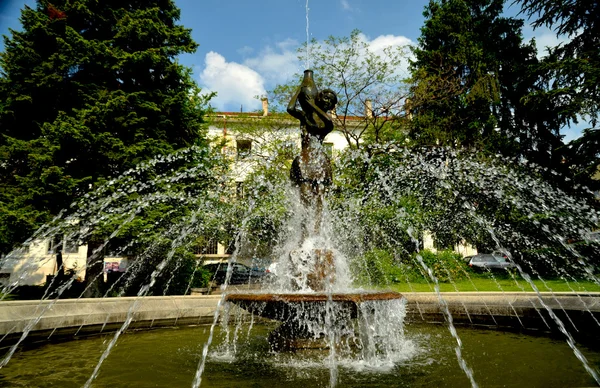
[516,0,600,189]
[517,0,600,127]
[408,0,565,171]
[565,128,600,190]
[0,0,211,255]
[270,30,411,150]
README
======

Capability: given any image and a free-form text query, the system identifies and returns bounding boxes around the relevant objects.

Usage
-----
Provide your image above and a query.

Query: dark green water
[0,323,598,388]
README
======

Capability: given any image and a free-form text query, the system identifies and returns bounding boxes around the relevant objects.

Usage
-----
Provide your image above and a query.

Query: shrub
[353,249,409,286]
[353,248,470,286]
[411,249,469,283]
[120,248,211,296]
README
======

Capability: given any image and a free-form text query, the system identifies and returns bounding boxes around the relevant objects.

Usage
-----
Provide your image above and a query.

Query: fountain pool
[1,323,598,387]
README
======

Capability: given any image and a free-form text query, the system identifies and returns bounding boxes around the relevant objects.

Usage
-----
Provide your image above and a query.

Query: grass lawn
[386,276,600,293]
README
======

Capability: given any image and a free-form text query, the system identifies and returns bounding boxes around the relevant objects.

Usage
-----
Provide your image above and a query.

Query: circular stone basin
[225,291,404,321]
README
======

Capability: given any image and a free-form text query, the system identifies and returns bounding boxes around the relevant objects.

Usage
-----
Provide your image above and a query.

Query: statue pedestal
[290,248,335,291]
[225,291,406,351]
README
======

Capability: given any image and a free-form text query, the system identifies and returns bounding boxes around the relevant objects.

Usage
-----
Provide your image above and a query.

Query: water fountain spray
[223,70,407,387]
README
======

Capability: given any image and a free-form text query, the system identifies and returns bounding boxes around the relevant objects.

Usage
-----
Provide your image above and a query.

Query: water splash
[1,143,599,386]
[305,0,310,69]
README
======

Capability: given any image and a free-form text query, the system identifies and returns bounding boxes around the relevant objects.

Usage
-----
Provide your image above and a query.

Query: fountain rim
[224,290,404,304]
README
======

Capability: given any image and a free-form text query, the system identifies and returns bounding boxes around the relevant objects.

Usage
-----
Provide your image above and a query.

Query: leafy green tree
[517,0,599,127]
[516,0,600,188]
[270,29,410,149]
[0,0,211,255]
[566,129,600,189]
[408,0,565,171]
[409,0,500,148]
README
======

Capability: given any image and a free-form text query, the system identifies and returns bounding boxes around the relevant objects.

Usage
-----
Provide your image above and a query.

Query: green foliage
[233,154,291,261]
[566,128,600,191]
[414,249,468,283]
[352,249,407,286]
[116,247,209,296]
[0,0,212,254]
[332,144,599,279]
[201,115,300,261]
[515,0,600,188]
[352,248,468,286]
[409,0,501,148]
[270,29,410,148]
[517,0,600,128]
[408,0,566,173]
[331,147,425,265]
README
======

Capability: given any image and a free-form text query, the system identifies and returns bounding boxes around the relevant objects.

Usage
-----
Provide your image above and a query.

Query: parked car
[467,253,515,272]
[203,262,266,285]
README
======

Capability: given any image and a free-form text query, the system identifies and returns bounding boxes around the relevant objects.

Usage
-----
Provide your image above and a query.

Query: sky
[0,0,585,140]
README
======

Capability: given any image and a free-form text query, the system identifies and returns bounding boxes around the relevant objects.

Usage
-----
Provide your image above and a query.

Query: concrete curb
[0,295,222,342]
[0,292,597,344]
[405,292,600,345]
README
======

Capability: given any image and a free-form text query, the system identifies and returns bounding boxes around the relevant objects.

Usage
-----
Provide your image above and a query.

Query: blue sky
[0,0,585,140]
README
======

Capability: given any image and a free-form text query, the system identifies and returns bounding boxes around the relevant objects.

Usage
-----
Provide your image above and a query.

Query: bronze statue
[287,70,338,222]
[286,70,338,290]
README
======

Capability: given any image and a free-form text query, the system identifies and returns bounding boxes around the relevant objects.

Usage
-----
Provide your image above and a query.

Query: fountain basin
[225,291,405,350]
[225,290,404,321]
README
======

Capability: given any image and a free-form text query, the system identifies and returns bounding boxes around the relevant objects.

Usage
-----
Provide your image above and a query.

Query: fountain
[225,70,404,355]
[0,123,599,387]
[0,53,598,388]
[1,0,600,384]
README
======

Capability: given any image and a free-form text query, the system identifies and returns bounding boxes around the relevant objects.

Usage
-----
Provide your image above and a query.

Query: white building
[1,238,87,286]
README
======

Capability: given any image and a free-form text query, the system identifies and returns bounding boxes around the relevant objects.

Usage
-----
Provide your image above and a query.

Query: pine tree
[0,0,210,254]
[409,0,497,149]
[408,0,565,170]
[517,0,600,188]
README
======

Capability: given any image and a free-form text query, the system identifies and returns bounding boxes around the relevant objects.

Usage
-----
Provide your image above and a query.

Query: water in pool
[0,322,598,387]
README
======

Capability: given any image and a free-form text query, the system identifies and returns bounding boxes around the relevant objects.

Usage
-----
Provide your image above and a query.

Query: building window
[236,139,252,159]
[194,240,218,255]
[64,237,79,254]
[47,236,62,254]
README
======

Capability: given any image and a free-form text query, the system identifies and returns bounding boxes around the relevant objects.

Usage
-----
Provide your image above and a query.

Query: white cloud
[199,52,266,112]
[242,33,413,87]
[243,39,301,84]
[340,0,352,11]
[356,32,414,78]
[361,33,412,55]
[197,33,414,112]
[237,45,254,57]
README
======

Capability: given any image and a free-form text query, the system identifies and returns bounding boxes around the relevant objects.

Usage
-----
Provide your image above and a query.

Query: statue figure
[287,70,338,222]
[286,70,338,290]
